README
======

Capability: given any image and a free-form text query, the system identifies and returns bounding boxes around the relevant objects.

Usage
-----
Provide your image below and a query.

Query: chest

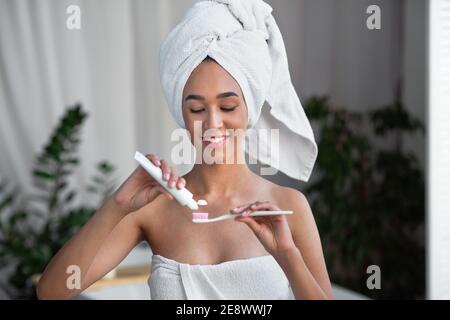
[142,196,272,264]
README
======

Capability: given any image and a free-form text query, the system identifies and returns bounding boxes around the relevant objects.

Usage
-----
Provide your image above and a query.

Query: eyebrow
[184,91,239,101]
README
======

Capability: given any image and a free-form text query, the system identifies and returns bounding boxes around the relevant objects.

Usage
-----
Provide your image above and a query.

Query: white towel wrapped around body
[148,254,295,299]
[159,0,317,181]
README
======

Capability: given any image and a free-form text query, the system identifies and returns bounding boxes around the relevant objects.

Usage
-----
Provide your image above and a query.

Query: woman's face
[182,59,248,164]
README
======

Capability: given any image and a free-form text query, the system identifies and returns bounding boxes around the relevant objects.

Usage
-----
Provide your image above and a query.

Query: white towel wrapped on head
[159,0,318,181]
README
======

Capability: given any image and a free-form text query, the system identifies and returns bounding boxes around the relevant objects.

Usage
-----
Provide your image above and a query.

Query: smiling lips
[202,135,230,148]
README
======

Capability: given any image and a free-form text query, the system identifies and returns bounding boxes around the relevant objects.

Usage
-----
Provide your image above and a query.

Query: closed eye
[190,108,205,113]
[190,106,237,113]
[221,106,237,112]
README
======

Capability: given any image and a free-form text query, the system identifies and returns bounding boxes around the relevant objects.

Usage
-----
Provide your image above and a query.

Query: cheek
[181,111,195,141]
[181,107,190,125]
[184,120,199,142]
[228,105,248,128]
[182,109,198,130]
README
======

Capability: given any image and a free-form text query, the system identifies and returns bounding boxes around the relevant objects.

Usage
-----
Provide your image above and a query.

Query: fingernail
[169,180,175,188]
[156,160,161,166]
[164,173,170,180]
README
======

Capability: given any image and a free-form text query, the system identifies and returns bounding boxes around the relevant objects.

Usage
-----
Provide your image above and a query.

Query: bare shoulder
[269,184,315,229]
[270,184,310,212]
[251,173,310,211]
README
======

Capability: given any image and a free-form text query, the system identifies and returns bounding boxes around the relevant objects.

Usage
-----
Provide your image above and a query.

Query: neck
[186,161,254,197]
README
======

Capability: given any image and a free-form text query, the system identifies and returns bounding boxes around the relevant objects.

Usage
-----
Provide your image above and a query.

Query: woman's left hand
[232,201,296,258]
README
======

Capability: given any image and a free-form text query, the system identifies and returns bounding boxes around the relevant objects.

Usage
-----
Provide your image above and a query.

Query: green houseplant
[303,96,425,299]
[0,104,117,299]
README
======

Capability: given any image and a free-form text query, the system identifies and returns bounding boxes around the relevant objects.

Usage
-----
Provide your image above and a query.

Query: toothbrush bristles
[192,212,209,220]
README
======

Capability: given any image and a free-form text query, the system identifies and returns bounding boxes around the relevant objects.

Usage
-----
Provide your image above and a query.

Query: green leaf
[86,185,98,194]
[64,191,76,203]
[0,193,15,211]
[56,182,68,191]
[64,158,79,165]
[98,161,114,174]
[33,170,55,180]
[92,176,105,185]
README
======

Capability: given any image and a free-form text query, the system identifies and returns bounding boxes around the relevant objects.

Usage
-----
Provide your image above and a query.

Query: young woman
[37,0,333,300]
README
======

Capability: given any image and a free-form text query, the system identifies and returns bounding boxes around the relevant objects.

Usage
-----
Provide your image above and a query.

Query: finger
[234,201,268,216]
[168,167,178,189]
[160,160,170,181]
[176,177,186,189]
[231,203,253,214]
[248,201,277,212]
[146,154,161,167]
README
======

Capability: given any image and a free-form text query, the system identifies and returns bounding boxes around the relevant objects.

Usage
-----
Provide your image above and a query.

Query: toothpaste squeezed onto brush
[192,200,209,220]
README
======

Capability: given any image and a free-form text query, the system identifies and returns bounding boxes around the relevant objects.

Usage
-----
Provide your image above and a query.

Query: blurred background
[0,0,443,300]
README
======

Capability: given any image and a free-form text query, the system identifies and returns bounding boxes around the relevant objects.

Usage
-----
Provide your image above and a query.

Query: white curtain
[0,0,197,203]
[0,0,425,199]
[428,0,450,300]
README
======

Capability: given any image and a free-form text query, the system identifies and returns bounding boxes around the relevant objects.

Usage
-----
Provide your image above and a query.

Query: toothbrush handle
[248,210,293,217]
[218,213,238,221]
[222,210,293,220]
[202,211,293,223]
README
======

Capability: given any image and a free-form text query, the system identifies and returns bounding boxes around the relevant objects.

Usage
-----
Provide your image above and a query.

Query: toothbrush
[192,210,293,223]
[134,151,203,210]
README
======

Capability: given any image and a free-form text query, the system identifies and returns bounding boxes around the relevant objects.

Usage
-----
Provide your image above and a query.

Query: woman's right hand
[112,154,186,213]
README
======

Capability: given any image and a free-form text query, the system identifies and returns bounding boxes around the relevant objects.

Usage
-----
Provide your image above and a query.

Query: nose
[204,108,223,130]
